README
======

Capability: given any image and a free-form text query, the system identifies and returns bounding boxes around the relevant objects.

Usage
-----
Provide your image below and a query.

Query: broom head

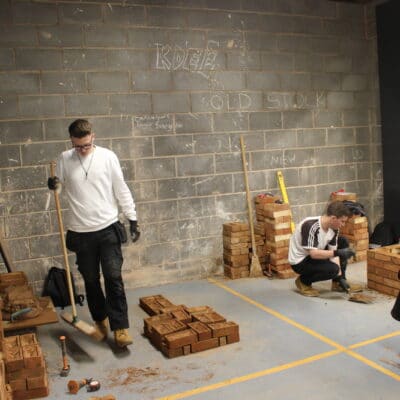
[249,254,263,278]
[61,311,105,341]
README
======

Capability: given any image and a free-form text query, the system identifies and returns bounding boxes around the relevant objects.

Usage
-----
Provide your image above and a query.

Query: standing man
[48,119,140,347]
[288,201,361,297]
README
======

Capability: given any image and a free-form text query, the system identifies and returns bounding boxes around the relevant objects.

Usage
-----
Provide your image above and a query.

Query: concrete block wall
[0,0,382,291]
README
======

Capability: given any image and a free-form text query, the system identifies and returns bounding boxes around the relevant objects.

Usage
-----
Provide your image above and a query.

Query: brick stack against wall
[255,195,279,271]
[330,192,369,262]
[223,196,297,279]
[223,223,250,279]
[367,244,400,296]
[340,215,369,262]
[140,295,239,358]
[222,222,264,279]
[3,332,48,400]
[263,203,296,279]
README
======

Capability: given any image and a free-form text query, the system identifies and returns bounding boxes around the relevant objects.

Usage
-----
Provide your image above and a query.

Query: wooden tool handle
[50,162,77,319]
[239,136,257,251]
[0,229,16,272]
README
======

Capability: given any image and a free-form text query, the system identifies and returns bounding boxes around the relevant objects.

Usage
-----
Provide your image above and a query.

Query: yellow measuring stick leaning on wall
[277,171,295,233]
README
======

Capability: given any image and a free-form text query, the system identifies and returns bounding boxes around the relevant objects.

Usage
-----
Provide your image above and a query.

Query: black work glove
[334,248,355,260]
[47,176,61,191]
[129,220,140,243]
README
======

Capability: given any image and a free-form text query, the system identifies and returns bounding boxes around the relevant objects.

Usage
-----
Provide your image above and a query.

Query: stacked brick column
[330,192,369,262]
[255,195,279,272]
[223,223,251,279]
[367,244,400,296]
[340,215,369,262]
[263,203,296,279]
[223,196,297,279]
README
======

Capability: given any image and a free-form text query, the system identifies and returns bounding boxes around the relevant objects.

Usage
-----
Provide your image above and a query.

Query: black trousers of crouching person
[291,236,349,286]
[66,223,129,331]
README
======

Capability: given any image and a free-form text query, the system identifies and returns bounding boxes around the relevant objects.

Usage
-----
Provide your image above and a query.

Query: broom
[50,162,104,341]
[240,136,263,278]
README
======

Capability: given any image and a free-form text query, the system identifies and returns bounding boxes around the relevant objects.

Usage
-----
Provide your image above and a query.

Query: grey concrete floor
[25,261,400,399]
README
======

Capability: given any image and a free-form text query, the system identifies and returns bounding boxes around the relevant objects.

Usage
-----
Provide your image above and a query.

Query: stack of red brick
[262,202,296,278]
[255,195,278,271]
[222,222,250,279]
[223,196,296,279]
[2,332,48,400]
[0,272,49,400]
[0,310,13,400]
[140,295,239,358]
[367,244,400,296]
[330,192,369,262]
[340,215,369,262]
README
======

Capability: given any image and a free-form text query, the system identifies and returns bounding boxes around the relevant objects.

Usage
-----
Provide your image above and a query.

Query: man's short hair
[69,119,92,138]
[326,200,352,218]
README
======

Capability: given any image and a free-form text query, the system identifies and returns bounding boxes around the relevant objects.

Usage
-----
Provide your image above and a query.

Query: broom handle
[240,136,257,252]
[50,162,77,319]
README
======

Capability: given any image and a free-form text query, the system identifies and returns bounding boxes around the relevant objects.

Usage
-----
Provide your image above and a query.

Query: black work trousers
[66,224,129,331]
[291,236,349,286]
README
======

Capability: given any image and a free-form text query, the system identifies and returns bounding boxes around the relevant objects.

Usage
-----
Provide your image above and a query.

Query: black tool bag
[113,221,128,244]
[370,221,395,246]
[42,266,84,309]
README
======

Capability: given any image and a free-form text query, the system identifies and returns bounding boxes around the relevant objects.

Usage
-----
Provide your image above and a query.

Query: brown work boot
[94,318,109,340]
[295,277,320,297]
[331,280,363,293]
[114,329,133,348]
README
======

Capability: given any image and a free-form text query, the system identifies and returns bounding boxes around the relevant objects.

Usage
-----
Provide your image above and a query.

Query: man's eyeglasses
[72,143,93,150]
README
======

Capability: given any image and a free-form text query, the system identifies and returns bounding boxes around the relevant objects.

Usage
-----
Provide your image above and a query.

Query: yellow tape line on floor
[156,279,400,400]
[157,349,341,400]
[208,278,400,381]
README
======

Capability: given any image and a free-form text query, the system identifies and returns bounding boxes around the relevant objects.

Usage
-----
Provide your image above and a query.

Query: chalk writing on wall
[201,92,252,111]
[155,40,220,71]
[265,92,326,110]
[134,114,173,133]
[351,148,365,161]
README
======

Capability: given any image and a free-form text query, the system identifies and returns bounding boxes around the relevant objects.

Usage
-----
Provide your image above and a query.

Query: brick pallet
[367,244,400,296]
[140,295,240,358]
[3,332,48,400]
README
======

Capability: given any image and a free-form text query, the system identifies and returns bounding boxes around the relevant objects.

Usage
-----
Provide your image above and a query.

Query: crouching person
[288,201,360,297]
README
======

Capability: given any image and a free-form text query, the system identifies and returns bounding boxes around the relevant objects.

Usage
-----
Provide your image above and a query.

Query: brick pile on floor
[0,272,49,400]
[0,309,13,400]
[140,295,239,358]
[367,244,400,296]
[2,332,48,400]
[330,191,369,262]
